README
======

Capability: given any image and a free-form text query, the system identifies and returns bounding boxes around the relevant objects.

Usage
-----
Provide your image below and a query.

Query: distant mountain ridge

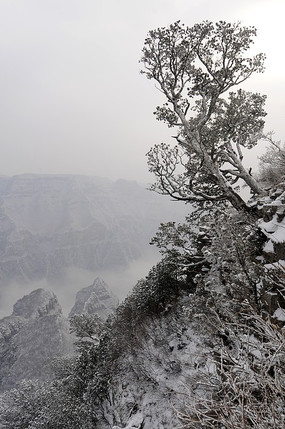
[0,174,184,284]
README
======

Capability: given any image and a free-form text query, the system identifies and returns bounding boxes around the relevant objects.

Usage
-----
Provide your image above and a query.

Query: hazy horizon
[0,0,284,184]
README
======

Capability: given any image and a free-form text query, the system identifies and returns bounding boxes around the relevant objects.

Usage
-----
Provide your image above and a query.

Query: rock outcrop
[255,182,285,261]
[0,277,119,392]
[69,277,118,320]
[0,289,72,392]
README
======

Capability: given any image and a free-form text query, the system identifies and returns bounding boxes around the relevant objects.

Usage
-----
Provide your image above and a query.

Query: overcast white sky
[0,0,284,182]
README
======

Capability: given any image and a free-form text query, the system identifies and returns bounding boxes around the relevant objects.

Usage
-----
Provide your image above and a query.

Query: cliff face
[69,277,118,320]
[0,289,72,392]
[0,278,119,393]
[0,174,183,284]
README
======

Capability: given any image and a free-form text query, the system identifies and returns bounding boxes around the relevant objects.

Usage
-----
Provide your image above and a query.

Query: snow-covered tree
[141,21,267,212]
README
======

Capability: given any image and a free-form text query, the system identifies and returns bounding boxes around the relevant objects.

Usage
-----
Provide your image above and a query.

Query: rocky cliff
[69,277,118,320]
[0,278,118,392]
[0,289,72,392]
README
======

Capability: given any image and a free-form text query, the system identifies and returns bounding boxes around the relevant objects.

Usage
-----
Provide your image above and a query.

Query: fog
[0,0,284,183]
[0,247,161,319]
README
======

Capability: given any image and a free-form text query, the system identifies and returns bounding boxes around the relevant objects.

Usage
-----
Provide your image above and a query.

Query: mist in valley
[0,247,161,319]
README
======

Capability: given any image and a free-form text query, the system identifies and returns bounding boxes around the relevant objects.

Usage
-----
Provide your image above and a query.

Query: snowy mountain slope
[66,197,285,429]
[97,296,214,429]
[93,286,285,428]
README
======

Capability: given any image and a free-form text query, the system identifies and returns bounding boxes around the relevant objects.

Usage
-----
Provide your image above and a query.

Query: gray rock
[12,288,62,319]
[0,278,119,392]
[69,277,118,320]
[0,289,72,392]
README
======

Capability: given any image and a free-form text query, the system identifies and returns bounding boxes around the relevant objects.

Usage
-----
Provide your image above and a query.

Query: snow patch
[112,412,144,428]
[259,215,285,243]
[273,307,285,322]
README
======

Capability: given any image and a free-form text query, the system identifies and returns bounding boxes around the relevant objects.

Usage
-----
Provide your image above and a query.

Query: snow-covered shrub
[176,302,285,429]
[201,210,266,308]
[0,380,48,429]
[151,208,269,310]
[0,315,105,428]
